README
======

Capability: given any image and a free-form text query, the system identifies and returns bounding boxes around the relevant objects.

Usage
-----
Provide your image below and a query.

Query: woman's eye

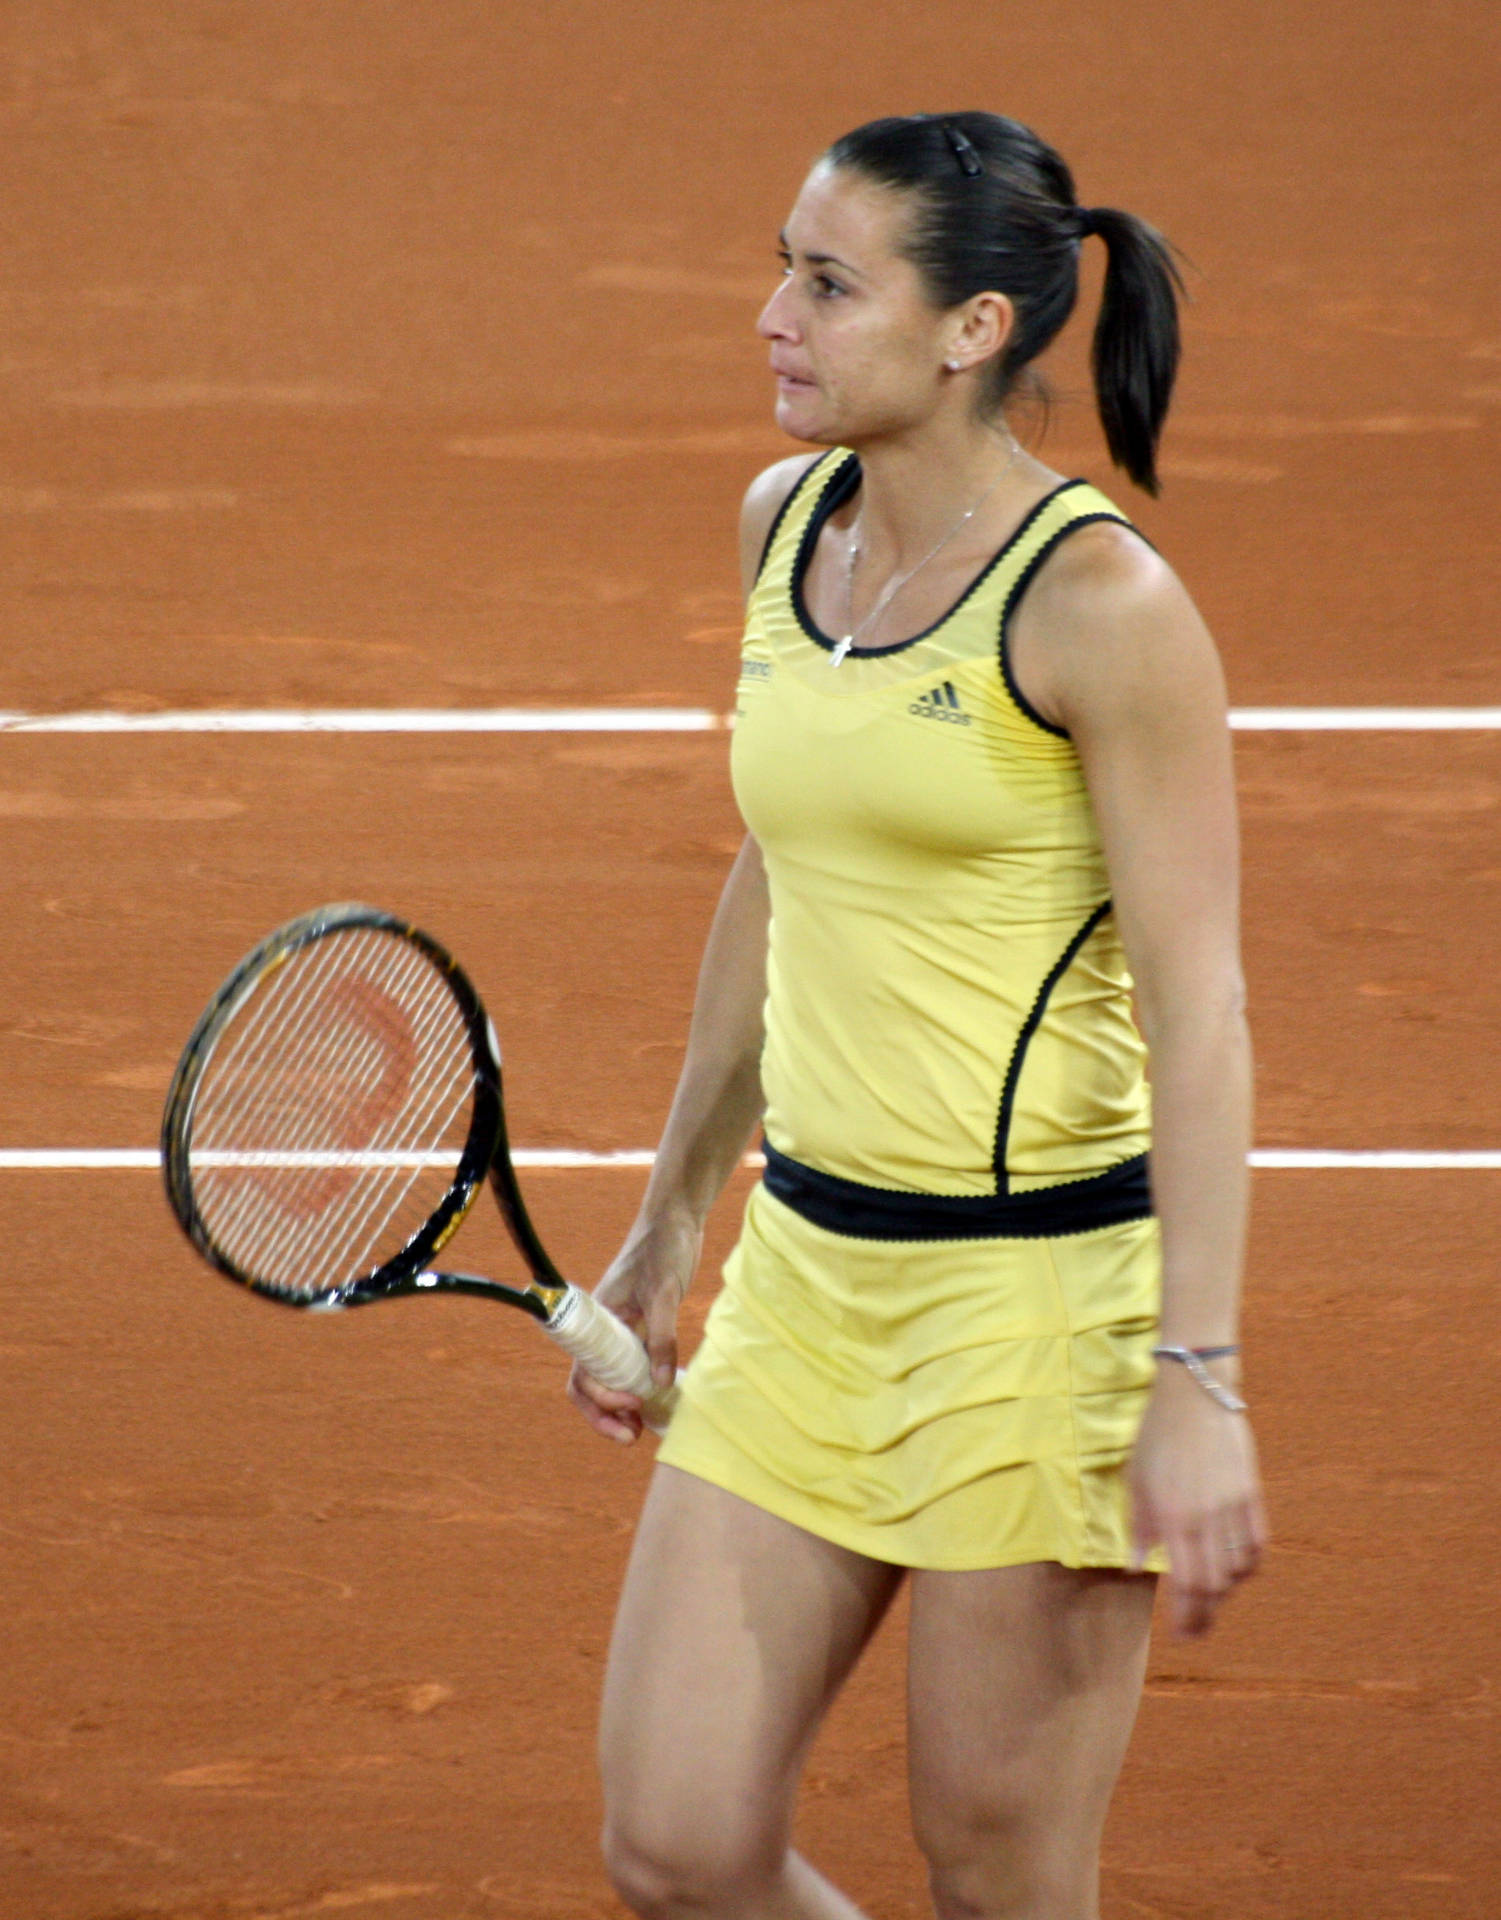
[773,255,844,298]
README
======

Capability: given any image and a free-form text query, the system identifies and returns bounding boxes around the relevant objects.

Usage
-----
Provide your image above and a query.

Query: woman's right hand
[566,833,769,1443]
[565,1210,702,1443]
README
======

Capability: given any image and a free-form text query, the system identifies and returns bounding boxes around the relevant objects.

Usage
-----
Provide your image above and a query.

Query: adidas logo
[909,680,970,725]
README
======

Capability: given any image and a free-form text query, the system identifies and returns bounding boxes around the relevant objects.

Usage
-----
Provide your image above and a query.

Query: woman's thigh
[907,1563,1155,1917]
[601,1464,902,1878]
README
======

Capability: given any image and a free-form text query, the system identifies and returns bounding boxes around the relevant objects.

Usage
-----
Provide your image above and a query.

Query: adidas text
[909,680,970,725]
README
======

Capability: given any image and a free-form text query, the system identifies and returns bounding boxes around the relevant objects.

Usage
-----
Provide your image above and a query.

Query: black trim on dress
[997,514,1123,738]
[996,509,1161,738]
[761,1138,1152,1241]
[992,899,1115,1191]
[791,467,1094,660]
[787,452,861,643]
[754,452,840,587]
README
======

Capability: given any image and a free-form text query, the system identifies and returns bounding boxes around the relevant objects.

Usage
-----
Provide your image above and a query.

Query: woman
[569,111,1266,1920]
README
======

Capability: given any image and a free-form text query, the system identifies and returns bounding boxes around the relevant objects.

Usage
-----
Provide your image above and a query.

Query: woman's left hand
[1128,1365,1268,1637]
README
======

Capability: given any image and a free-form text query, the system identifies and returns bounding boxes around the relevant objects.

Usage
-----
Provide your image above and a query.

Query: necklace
[830,433,1022,666]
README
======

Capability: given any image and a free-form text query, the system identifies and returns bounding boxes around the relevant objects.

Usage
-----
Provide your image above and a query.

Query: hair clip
[941,124,984,178]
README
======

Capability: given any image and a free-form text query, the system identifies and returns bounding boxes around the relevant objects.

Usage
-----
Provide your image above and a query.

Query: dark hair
[823,112,1184,494]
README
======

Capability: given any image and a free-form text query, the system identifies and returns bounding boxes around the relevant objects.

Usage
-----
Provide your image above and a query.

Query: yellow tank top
[732,450,1153,1237]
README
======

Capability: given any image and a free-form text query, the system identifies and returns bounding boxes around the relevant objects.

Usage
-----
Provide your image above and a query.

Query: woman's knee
[601,1802,788,1918]
[916,1792,1096,1920]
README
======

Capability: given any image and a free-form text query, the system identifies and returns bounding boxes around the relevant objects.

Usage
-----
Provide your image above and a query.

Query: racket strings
[191,931,432,1250]
[196,929,429,1161]
[193,925,355,1142]
[195,932,438,1227]
[279,1063,476,1297]
[195,934,468,1268]
[221,1010,475,1296]
[198,986,471,1294]
[188,928,481,1298]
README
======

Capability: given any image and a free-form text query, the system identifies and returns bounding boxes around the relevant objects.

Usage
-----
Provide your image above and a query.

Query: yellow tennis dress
[657,451,1165,1571]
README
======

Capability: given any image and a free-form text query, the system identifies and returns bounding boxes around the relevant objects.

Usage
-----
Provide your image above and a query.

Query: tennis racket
[161,902,678,1431]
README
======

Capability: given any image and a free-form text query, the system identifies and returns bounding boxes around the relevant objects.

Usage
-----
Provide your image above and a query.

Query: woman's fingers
[1163,1500,1265,1635]
[1227,1502,1265,1580]
[1223,1494,1270,1590]
[565,1238,691,1439]
[565,1360,644,1444]
[1129,1388,1268,1635]
[563,1271,655,1442]
[1165,1524,1230,1637]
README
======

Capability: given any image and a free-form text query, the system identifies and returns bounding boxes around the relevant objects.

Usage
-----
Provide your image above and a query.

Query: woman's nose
[757,276,797,340]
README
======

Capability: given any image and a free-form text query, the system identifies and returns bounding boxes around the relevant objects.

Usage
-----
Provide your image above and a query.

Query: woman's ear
[942,291,1016,374]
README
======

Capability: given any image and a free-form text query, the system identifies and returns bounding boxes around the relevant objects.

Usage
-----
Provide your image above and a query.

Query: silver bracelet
[1152,1345,1248,1414]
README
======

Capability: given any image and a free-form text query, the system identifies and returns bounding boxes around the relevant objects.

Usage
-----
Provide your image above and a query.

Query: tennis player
[569,111,1266,1920]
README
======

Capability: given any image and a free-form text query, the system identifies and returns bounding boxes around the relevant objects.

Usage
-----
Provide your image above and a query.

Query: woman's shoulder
[1010,508,1220,733]
[738,452,829,596]
[1022,511,1181,634]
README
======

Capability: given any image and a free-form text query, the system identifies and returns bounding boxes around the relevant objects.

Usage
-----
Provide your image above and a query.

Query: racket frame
[161,902,566,1320]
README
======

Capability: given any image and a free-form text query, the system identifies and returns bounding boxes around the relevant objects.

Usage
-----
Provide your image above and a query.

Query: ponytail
[825,113,1185,493]
[1083,207,1183,496]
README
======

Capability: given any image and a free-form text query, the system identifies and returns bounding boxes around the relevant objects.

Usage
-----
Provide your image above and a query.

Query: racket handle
[546,1285,681,1435]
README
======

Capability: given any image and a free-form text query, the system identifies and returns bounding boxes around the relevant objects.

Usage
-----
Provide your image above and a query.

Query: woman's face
[758,163,956,446]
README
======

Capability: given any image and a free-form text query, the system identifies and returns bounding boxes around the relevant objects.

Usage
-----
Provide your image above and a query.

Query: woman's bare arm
[1016,523,1268,1635]
[567,456,815,1441]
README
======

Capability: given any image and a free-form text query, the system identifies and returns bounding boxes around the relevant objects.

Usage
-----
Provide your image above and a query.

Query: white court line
[0,708,723,734]
[4,1148,1498,1171]
[0,1148,658,1170]
[0,706,1498,733]
[1229,708,1501,730]
[1248,1150,1501,1169]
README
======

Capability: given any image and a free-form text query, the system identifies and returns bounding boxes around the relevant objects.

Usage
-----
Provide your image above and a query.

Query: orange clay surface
[1,5,1498,1917]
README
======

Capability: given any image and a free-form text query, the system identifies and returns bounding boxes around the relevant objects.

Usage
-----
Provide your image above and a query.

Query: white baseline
[0,706,1499,734]
[4,1148,1498,1171]
[0,708,723,734]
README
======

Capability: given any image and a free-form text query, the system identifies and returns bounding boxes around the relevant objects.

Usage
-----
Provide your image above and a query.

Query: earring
[945,359,961,371]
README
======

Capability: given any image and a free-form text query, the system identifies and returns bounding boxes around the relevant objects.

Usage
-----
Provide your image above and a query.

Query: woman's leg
[599,1463,903,1920]
[907,1563,1156,1920]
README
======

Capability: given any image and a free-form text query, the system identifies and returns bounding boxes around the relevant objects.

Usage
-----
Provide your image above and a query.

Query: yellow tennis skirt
[657,1181,1165,1572]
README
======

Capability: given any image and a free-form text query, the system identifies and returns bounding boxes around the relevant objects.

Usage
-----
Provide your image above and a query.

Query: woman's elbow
[1134,968,1248,1053]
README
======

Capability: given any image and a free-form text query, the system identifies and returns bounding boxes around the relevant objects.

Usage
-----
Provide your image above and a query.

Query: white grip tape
[546,1285,680,1434]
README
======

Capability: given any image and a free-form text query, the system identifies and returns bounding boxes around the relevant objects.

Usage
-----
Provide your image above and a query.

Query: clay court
[2,4,1498,1916]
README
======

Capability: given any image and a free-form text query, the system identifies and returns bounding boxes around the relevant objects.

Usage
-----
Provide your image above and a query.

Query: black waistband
[760,1141,1152,1242]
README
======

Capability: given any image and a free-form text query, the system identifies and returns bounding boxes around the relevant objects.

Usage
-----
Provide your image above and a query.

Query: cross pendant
[830,635,854,667]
